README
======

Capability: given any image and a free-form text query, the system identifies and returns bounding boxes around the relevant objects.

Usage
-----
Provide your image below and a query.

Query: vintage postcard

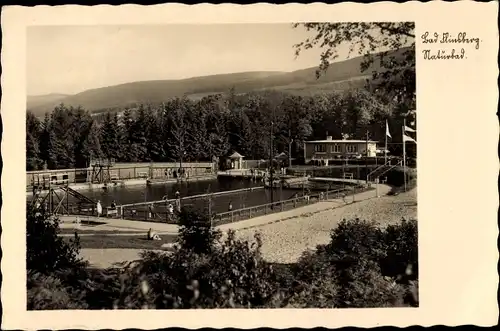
[1,2,498,330]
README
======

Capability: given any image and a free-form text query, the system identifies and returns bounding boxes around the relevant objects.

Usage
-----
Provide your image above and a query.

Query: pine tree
[100,111,121,161]
[26,112,42,170]
[145,106,164,162]
[164,98,189,163]
[120,109,137,162]
[129,105,149,161]
[38,113,51,167]
[47,105,75,169]
[82,121,103,164]
[26,132,41,171]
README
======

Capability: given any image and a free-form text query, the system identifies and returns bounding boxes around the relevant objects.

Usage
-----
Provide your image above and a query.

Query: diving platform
[29,184,97,215]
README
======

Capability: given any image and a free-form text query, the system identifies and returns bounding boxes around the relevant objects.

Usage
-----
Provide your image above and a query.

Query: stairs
[59,185,96,204]
[367,160,403,182]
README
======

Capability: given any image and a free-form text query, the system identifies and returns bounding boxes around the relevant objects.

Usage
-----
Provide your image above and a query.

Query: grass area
[59,228,144,235]
[64,234,177,249]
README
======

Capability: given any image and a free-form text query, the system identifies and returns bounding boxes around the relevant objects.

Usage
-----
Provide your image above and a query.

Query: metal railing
[367,160,403,182]
[35,184,372,228]
[213,186,364,226]
[114,186,267,222]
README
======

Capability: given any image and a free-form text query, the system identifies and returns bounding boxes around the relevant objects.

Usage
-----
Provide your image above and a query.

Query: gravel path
[235,188,417,264]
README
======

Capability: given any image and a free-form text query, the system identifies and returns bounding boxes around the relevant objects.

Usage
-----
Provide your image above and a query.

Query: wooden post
[403,118,407,192]
[365,130,369,184]
[66,187,69,215]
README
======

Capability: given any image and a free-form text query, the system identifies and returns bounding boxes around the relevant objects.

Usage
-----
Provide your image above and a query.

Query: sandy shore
[80,187,417,268]
[235,188,417,263]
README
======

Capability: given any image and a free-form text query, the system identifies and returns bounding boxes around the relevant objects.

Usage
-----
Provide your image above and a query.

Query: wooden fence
[26,162,216,190]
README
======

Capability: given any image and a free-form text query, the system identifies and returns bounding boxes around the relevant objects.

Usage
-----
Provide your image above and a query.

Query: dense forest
[26,88,416,171]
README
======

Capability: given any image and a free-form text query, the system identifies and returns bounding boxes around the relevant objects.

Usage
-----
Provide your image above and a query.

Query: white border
[1,2,499,329]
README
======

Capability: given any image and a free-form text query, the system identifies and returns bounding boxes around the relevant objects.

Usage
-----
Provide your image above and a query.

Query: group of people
[160,191,182,221]
[164,168,190,180]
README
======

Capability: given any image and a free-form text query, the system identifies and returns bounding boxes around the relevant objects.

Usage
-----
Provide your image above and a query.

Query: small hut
[275,152,288,175]
[275,152,288,163]
[229,152,245,170]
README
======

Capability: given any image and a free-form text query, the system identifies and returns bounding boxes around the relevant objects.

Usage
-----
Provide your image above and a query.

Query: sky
[27,24,400,96]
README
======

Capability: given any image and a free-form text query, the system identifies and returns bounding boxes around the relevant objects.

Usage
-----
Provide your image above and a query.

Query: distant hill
[27,93,70,111]
[27,47,411,115]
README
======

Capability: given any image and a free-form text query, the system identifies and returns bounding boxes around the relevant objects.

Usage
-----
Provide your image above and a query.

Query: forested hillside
[26,88,415,171]
[26,47,411,116]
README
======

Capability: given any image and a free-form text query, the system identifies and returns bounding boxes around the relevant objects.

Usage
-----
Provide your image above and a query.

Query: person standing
[167,203,174,222]
[96,200,103,217]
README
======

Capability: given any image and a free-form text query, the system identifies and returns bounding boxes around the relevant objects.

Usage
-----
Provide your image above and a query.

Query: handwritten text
[420,32,482,60]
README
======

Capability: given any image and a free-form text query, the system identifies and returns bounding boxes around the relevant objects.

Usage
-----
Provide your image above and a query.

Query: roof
[229,152,244,159]
[306,139,379,144]
[275,152,288,160]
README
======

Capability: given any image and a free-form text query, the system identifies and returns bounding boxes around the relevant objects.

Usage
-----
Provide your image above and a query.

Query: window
[331,144,341,153]
[314,144,326,153]
[346,144,357,153]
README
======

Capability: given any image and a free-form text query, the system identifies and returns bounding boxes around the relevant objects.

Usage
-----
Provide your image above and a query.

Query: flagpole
[403,118,407,192]
[385,120,388,165]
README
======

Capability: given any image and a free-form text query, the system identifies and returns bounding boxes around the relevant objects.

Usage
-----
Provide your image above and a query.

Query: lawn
[64,233,178,249]
[59,228,145,235]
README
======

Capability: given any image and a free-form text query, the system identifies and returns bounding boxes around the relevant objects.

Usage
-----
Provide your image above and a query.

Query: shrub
[26,207,418,310]
[325,218,387,263]
[381,219,418,280]
[26,209,91,310]
[176,206,221,254]
[26,209,86,274]
[284,218,418,308]
[112,231,279,309]
[27,271,88,310]
[333,259,407,308]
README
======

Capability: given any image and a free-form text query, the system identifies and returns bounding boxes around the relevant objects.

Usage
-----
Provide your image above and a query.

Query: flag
[404,125,416,133]
[403,134,416,143]
[385,120,392,138]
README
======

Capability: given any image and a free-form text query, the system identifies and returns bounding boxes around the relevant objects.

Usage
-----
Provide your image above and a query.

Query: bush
[27,271,89,310]
[112,231,279,309]
[381,219,418,279]
[285,218,418,308]
[26,206,418,309]
[26,209,86,274]
[176,206,221,254]
[26,209,93,310]
[325,218,387,263]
